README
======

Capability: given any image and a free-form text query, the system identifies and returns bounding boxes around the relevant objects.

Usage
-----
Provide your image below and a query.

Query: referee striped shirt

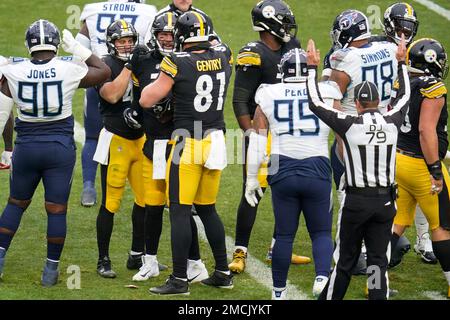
[306,62,410,188]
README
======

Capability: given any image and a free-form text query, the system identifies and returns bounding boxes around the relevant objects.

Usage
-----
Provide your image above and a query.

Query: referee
[305,36,410,300]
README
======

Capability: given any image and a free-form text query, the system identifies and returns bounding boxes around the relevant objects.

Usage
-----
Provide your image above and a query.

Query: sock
[46,259,59,270]
[47,211,67,261]
[0,203,25,251]
[195,204,228,273]
[131,203,145,254]
[432,239,450,285]
[145,205,164,255]
[82,138,99,183]
[234,188,263,248]
[414,207,429,238]
[169,203,192,278]
[96,206,114,259]
[188,214,201,261]
[130,250,142,256]
[235,246,247,254]
[311,230,333,277]
[272,233,293,288]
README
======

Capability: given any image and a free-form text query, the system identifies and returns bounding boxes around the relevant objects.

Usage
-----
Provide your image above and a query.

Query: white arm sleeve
[75,33,91,50]
[246,131,268,179]
[0,91,14,134]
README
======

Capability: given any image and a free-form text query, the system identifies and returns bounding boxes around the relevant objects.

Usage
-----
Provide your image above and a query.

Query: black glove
[123,108,142,129]
[130,44,151,69]
[153,95,173,123]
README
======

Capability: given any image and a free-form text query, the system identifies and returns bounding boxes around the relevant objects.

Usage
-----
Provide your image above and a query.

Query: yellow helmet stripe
[192,12,205,36]
[404,3,413,17]
[120,19,129,32]
[168,12,173,29]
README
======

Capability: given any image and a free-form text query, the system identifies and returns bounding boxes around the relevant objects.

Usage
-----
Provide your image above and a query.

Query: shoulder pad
[0,56,8,66]
[160,55,178,78]
[237,43,262,67]
[80,3,98,21]
[330,48,353,69]
[255,83,270,105]
[318,81,343,100]
[418,77,447,99]
[212,43,233,65]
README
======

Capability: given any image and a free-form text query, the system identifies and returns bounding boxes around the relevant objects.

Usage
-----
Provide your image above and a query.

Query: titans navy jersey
[98,54,143,140]
[0,56,88,144]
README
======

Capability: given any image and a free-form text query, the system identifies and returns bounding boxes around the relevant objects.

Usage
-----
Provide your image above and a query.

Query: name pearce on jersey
[361,49,391,64]
[27,68,56,79]
[196,58,222,72]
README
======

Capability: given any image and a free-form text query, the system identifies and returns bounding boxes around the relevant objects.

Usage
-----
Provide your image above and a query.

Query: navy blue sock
[47,212,67,261]
[0,203,25,251]
[310,230,333,277]
[272,234,293,288]
[82,138,98,183]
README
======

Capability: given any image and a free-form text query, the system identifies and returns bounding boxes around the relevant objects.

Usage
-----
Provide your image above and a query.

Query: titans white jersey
[255,82,341,160]
[80,1,157,57]
[0,55,7,78]
[330,41,398,115]
[0,56,88,122]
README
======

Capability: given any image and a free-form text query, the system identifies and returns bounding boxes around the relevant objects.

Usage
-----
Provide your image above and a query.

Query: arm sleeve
[306,66,354,137]
[384,62,411,128]
[232,66,262,117]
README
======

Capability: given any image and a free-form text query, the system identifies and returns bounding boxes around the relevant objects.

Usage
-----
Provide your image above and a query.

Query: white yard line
[413,0,450,21]
[73,121,309,300]
[193,216,310,300]
[422,291,447,300]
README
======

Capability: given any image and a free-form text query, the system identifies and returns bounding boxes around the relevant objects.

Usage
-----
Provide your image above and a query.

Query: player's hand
[0,150,12,170]
[430,176,443,195]
[396,33,407,62]
[245,178,263,207]
[306,39,321,66]
[61,29,92,61]
[123,108,141,130]
[128,45,151,70]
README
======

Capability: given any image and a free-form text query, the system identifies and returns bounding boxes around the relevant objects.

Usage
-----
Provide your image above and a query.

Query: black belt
[346,186,392,196]
[397,148,424,159]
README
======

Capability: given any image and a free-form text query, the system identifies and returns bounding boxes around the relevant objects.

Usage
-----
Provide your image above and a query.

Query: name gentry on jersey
[361,48,391,64]
[196,58,222,72]
[27,68,56,79]
[102,3,136,12]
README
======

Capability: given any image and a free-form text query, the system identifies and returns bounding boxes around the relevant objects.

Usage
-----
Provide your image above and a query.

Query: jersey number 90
[18,81,63,117]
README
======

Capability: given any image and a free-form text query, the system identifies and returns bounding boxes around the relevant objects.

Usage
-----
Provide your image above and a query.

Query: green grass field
[0,0,449,300]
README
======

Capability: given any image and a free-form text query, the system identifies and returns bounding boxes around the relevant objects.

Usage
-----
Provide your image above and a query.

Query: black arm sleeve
[232,66,262,118]
[306,66,355,137]
[384,62,410,128]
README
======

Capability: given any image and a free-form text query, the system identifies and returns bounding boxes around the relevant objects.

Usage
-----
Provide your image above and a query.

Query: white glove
[0,150,12,169]
[62,29,92,61]
[245,177,263,207]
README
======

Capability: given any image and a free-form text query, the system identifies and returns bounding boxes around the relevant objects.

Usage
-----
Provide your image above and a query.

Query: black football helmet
[106,19,138,61]
[25,19,60,54]
[384,2,419,45]
[406,38,448,80]
[173,11,211,51]
[280,48,308,82]
[330,10,371,49]
[251,0,297,43]
[148,12,177,56]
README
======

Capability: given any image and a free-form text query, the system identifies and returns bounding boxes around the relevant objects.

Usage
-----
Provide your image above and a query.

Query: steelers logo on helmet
[424,49,437,63]
[262,5,276,19]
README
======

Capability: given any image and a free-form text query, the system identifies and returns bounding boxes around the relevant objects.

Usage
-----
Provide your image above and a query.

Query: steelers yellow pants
[166,135,222,206]
[101,134,146,213]
[394,152,450,230]
[142,155,167,206]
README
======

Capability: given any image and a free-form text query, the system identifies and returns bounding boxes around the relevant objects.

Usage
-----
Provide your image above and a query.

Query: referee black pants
[319,190,396,300]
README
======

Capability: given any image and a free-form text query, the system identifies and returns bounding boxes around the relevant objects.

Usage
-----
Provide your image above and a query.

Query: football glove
[62,29,92,61]
[245,177,263,207]
[153,95,173,123]
[123,108,142,130]
[0,150,12,170]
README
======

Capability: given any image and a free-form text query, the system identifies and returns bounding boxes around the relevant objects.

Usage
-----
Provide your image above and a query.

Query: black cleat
[97,256,117,278]
[201,270,233,289]
[126,253,143,270]
[149,274,189,295]
[388,236,411,269]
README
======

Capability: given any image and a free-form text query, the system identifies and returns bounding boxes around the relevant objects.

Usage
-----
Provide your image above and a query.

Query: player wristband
[427,160,443,180]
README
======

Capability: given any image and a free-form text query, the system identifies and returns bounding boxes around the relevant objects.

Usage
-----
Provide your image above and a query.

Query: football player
[391,38,450,298]
[127,12,208,283]
[230,0,310,275]
[0,55,13,170]
[76,0,157,208]
[140,12,233,295]
[93,20,146,278]
[0,20,110,286]
[245,48,341,299]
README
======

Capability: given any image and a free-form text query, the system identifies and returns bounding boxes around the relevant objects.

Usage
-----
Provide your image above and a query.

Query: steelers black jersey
[131,50,174,140]
[233,38,300,118]
[98,55,143,140]
[160,43,232,137]
[397,76,448,159]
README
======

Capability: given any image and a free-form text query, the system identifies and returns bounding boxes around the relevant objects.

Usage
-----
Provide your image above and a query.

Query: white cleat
[132,255,160,281]
[313,275,328,298]
[414,233,438,264]
[272,288,288,300]
[187,259,209,284]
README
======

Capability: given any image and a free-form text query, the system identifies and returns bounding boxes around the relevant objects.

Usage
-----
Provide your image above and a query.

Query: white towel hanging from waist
[153,139,169,180]
[93,128,114,165]
[205,130,227,170]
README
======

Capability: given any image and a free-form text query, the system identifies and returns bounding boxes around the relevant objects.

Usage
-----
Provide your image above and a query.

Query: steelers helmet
[106,19,138,61]
[406,38,448,80]
[173,11,211,51]
[384,2,419,45]
[251,0,297,43]
[149,12,177,56]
